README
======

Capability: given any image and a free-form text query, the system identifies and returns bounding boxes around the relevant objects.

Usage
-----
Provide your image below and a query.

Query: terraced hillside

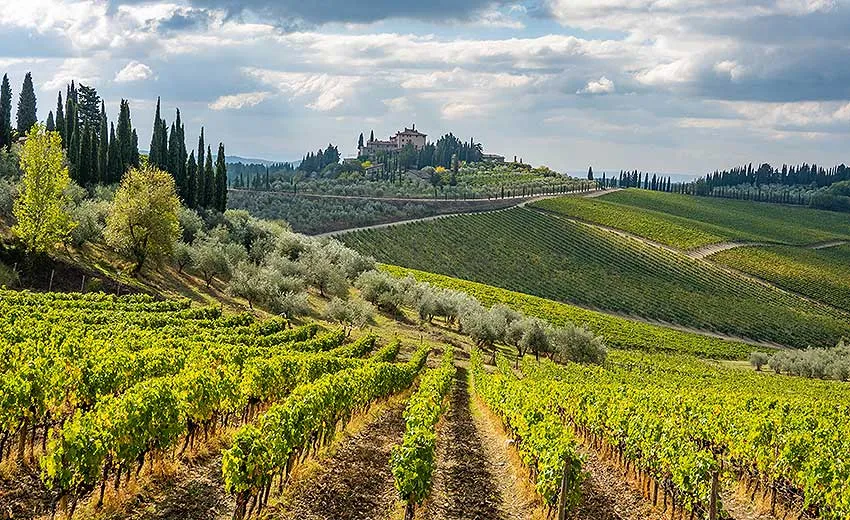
[711,244,850,312]
[341,207,850,348]
[532,190,850,249]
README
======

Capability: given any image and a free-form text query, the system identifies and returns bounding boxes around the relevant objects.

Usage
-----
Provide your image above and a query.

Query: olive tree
[105,165,180,273]
[749,352,769,372]
[548,324,607,365]
[325,297,375,335]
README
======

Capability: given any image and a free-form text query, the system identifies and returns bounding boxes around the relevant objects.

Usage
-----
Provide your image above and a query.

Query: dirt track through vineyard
[425,367,532,520]
[271,401,406,520]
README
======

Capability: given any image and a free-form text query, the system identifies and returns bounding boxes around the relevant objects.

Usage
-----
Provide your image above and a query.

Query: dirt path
[687,241,770,259]
[568,447,663,520]
[317,190,605,238]
[271,401,407,520]
[581,188,621,198]
[425,367,536,520]
[810,240,847,250]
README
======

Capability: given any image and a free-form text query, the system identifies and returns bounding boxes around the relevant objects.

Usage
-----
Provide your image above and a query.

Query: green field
[711,244,850,312]
[531,190,850,249]
[383,265,765,360]
[342,208,850,348]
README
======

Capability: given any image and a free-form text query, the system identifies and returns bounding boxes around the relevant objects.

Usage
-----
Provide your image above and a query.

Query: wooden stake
[48,269,55,291]
[709,471,719,520]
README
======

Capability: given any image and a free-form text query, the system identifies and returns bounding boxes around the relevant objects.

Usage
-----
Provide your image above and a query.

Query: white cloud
[577,76,615,95]
[114,61,154,83]
[243,69,360,111]
[209,91,273,110]
[383,96,411,113]
[42,57,102,91]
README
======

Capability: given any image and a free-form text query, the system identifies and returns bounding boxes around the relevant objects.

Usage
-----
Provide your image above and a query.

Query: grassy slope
[382,264,767,360]
[711,244,850,312]
[343,208,850,349]
[532,190,850,249]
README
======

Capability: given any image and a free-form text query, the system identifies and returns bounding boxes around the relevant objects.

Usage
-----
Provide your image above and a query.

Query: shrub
[69,199,109,247]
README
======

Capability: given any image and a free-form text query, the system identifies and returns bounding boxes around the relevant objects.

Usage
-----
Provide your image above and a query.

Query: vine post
[709,470,719,520]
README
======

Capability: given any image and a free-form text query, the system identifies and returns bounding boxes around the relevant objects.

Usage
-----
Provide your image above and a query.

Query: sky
[1,0,849,174]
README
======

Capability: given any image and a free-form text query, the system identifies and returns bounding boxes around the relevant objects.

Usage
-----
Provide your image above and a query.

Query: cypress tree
[358,132,364,149]
[46,111,55,132]
[16,72,37,136]
[97,101,108,183]
[107,123,120,183]
[68,124,80,182]
[65,83,77,151]
[78,124,92,185]
[55,90,68,144]
[215,143,227,211]
[131,129,140,168]
[117,99,134,173]
[203,145,214,209]
[167,120,187,198]
[186,151,197,209]
[55,92,65,145]
[196,128,206,207]
[369,130,374,142]
[0,75,12,150]
[149,97,163,167]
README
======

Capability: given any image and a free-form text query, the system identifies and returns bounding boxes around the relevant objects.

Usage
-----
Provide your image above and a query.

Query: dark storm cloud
[110,0,519,25]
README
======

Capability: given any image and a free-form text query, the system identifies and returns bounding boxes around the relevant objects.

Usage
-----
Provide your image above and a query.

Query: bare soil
[567,447,663,520]
[269,401,407,520]
[424,367,538,520]
[98,452,233,520]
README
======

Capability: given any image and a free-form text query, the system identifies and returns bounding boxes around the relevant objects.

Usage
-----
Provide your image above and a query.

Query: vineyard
[0,289,431,519]
[383,265,764,360]
[341,208,850,348]
[711,244,850,312]
[513,349,850,520]
[539,190,850,248]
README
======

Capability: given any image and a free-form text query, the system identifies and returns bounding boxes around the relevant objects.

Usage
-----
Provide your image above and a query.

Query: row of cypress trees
[147,98,227,212]
[0,71,228,213]
[0,72,37,151]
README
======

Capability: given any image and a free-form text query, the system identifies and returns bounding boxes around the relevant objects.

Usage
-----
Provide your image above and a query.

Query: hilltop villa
[359,125,427,157]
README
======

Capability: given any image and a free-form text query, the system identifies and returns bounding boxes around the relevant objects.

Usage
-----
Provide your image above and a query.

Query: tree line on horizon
[0,72,228,212]
[695,162,850,190]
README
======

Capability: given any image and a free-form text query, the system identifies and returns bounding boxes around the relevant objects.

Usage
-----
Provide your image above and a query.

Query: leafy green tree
[12,124,75,252]
[16,72,37,137]
[0,75,12,150]
[105,165,180,273]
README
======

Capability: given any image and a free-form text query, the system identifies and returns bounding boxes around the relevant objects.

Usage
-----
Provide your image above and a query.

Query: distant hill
[226,155,298,166]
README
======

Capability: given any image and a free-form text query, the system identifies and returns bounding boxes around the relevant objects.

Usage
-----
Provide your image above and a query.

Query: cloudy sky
[1,0,849,173]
